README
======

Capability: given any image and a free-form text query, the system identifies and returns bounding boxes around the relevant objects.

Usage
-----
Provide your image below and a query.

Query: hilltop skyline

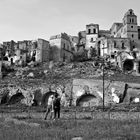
[0,0,140,42]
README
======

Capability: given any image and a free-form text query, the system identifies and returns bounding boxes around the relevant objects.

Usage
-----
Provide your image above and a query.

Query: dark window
[111,55,115,59]
[132,34,134,38]
[88,29,91,34]
[93,29,96,34]
[131,26,133,28]
[114,41,116,48]
[122,42,125,49]
[63,43,65,49]
[133,52,136,59]
[91,38,93,42]
[130,11,132,15]
[3,56,8,61]
[130,18,131,23]
[33,50,36,56]
[132,18,134,23]
[138,29,140,39]
[63,53,65,62]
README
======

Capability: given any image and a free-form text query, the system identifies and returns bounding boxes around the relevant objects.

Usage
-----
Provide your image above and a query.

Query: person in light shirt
[44,95,54,120]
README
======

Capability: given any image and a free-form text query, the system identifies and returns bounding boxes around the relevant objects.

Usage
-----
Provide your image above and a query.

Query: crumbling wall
[72,79,140,106]
[37,39,50,62]
[116,51,134,72]
[72,79,125,106]
[1,79,140,107]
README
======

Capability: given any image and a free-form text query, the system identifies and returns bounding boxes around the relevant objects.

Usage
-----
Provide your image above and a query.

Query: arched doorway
[123,59,134,71]
[76,94,99,107]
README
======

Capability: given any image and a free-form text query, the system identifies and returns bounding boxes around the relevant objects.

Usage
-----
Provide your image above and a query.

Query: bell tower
[122,9,138,40]
[85,24,99,50]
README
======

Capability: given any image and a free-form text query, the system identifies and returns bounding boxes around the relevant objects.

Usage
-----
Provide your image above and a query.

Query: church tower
[85,24,99,50]
[122,9,138,40]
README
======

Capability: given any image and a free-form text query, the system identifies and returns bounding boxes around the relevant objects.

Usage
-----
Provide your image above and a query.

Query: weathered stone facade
[85,24,99,50]
[76,9,140,73]
[72,79,140,107]
[2,39,50,66]
[36,39,50,62]
[49,33,74,62]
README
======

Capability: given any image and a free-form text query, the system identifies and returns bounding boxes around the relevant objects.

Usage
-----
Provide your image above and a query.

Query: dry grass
[0,111,140,140]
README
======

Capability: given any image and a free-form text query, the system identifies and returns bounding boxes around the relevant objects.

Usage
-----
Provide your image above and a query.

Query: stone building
[35,39,50,63]
[76,9,140,73]
[3,40,16,57]
[110,9,140,49]
[85,24,99,50]
[2,38,50,66]
[69,35,79,52]
[49,33,74,62]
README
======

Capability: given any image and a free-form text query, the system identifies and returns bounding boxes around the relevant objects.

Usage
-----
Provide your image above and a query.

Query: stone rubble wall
[0,79,140,106]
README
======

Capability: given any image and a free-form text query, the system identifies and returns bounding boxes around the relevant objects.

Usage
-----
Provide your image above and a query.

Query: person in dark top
[53,93,61,119]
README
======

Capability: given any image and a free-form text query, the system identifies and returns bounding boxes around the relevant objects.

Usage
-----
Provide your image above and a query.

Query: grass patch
[0,116,140,140]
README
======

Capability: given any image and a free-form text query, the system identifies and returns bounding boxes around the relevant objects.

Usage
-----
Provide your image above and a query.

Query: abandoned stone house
[77,9,140,73]
[49,33,74,62]
[2,38,50,66]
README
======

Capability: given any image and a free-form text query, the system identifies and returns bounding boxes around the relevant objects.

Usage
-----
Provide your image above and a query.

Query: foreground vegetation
[0,113,140,140]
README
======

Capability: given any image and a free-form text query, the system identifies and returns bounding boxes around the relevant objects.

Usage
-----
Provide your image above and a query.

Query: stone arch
[3,56,8,61]
[123,59,134,71]
[7,90,24,105]
[76,94,98,107]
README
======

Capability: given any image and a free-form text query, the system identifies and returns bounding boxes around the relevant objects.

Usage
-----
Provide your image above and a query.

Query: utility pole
[102,42,105,111]
[0,45,3,79]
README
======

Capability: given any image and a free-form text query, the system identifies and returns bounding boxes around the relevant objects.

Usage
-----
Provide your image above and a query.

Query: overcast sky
[0,0,140,43]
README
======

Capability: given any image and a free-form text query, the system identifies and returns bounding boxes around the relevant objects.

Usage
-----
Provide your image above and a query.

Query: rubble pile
[0,57,140,107]
[2,56,138,83]
[1,58,140,90]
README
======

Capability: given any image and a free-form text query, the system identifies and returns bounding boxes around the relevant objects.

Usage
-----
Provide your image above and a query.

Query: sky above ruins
[0,0,140,42]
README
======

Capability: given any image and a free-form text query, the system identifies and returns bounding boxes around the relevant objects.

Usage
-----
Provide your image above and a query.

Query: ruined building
[2,38,50,66]
[49,33,74,62]
[77,9,140,74]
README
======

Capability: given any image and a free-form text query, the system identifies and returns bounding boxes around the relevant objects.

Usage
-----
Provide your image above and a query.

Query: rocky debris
[27,72,34,78]
[0,56,132,83]
[15,70,23,77]
[44,70,48,75]
[1,56,140,108]
[71,137,83,140]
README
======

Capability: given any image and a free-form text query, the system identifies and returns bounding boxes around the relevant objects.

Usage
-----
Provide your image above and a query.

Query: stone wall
[72,79,140,106]
[49,33,74,62]
[37,39,50,62]
[1,79,140,107]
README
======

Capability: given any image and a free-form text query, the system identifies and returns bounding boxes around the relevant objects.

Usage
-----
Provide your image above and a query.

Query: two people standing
[44,92,61,120]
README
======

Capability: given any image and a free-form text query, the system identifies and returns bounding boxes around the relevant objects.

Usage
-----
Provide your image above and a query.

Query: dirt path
[1,111,140,121]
